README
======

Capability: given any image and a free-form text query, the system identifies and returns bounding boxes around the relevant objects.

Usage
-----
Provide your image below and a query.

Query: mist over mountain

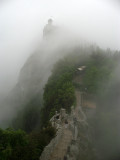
[0,31,83,127]
[0,1,120,160]
[0,0,119,101]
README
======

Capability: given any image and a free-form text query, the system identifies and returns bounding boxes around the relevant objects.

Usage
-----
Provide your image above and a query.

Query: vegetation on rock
[0,45,120,160]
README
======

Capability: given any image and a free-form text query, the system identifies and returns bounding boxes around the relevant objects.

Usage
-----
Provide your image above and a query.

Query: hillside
[0,42,120,160]
[40,48,120,160]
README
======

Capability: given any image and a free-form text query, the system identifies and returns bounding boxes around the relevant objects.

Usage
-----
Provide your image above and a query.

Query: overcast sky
[0,0,120,97]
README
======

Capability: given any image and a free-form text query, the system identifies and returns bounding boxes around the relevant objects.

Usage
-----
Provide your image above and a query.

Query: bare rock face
[64,91,96,160]
[66,120,96,160]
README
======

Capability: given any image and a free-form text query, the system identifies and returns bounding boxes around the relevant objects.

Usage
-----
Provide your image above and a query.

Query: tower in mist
[43,19,56,38]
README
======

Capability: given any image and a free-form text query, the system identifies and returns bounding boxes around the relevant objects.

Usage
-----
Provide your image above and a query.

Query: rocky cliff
[0,37,78,128]
[40,91,96,160]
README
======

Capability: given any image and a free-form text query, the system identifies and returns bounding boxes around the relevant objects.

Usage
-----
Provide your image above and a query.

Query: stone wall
[40,127,63,160]
[64,107,96,160]
[40,105,96,160]
[40,108,70,160]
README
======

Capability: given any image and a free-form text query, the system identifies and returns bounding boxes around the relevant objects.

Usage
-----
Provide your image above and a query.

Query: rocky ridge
[40,90,96,160]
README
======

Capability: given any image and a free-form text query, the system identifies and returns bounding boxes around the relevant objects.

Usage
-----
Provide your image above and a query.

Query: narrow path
[49,128,72,160]
[75,90,87,122]
[75,90,81,117]
[40,89,89,160]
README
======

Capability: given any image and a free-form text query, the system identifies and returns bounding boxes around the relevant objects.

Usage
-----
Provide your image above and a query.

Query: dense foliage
[42,59,76,124]
[0,128,27,160]
[0,126,55,160]
[83,49,117,95]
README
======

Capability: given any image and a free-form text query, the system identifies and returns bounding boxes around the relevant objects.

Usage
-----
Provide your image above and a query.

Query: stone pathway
[40,90,87,160]
[75,90,87,122]
[49,127,72,160]
[48,91,84,160]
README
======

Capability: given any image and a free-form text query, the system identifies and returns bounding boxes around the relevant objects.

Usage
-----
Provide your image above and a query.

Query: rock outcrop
[40,91,96,160]
[0,37,74,127]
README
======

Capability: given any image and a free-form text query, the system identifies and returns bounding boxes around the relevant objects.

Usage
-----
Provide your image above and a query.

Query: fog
[0,1,120,159]
[0,0,119,98]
